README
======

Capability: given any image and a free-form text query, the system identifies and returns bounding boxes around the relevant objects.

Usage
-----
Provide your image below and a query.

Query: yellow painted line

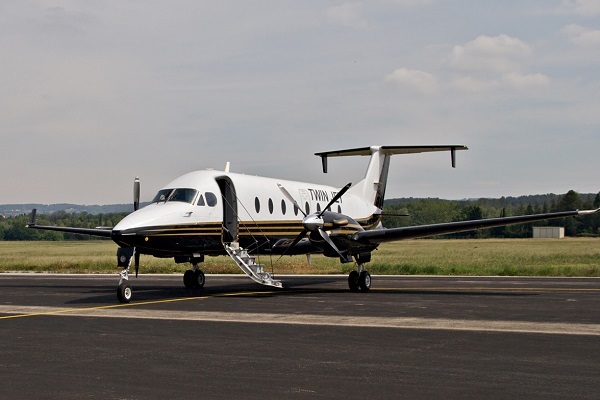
[373,287,600,292]
[0,290,278,320]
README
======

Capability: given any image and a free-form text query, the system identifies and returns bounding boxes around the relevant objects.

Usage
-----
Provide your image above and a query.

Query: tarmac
[1,273,599,399]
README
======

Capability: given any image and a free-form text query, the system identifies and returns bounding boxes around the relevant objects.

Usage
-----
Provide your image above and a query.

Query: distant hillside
[0,203,137,217]
[385,193,598,208]
[2,192,597,217]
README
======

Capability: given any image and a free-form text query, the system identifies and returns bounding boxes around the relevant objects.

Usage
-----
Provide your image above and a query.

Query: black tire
[183,270,195,289]
[348,270,359,292]
[117,282,132,303]
[358,271,371,291]
[193,269,205,289]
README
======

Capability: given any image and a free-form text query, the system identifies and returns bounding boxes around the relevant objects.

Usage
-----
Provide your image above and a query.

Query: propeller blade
[317,228,345,259]
[134,249,140,278]
[277,184,306,217]
[319,182,352,217]
[133,177,140,211]
[277,229,308,260]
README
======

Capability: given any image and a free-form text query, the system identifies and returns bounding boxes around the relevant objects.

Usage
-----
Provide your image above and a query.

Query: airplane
[27,145,599,303]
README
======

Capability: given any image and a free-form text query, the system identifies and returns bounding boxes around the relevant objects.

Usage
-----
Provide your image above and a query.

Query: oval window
[281,199,287,215]
[268,198,274,214]
[255,197,261,213]
[316,203,321,212]
[305,202,310,215]
[294,204,299,216]
[337,205,342,213]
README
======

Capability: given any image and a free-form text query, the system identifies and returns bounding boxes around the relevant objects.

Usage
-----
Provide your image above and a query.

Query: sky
[1,0,599,205]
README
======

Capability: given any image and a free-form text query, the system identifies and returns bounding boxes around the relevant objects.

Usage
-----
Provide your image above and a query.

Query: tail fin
[315,145,467,209]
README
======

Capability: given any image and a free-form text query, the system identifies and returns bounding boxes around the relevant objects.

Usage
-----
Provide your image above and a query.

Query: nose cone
[113,204,162,232]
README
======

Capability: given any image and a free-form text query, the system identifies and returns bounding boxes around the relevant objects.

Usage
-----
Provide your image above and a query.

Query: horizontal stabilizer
[315,145,468,172]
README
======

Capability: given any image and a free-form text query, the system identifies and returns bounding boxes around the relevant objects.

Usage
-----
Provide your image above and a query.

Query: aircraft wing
[355,209,599,243]
[26,209,113,238]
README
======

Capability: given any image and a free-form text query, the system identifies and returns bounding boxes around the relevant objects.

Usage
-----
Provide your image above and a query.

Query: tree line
[1,190,599,240]
[382,190,600,238]
[0,211,128,241]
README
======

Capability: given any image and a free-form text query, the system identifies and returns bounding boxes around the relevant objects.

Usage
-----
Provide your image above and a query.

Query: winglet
[577,208,600,216]
[320,155,328,173]
[27,209,37,227]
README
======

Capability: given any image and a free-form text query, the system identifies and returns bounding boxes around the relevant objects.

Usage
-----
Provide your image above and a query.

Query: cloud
[449,76,500,93]
[326,2,369,29]
[385,68,438,93]
[503,72,550,88]
[451,34,531,73]
[447,34,550,92]
[560,0,600,16]
[562,24,600,46]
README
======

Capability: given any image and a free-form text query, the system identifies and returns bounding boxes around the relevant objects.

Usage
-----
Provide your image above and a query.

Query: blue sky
[1,1,599,204]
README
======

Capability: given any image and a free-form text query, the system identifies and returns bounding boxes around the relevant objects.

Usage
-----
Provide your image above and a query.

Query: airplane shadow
[62,276,538,305]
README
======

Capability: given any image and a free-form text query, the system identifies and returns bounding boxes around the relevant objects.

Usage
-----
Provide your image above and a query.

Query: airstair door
[216,177,238,243]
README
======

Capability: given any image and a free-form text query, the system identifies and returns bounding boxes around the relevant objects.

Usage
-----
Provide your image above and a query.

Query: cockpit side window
[197,194,206,206]
[205,192,217,207]
[152,189,173,203]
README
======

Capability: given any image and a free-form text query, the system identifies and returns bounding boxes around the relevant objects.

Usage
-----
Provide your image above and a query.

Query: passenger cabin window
[281,199,287,215]
[255,197,260,213]
[152,188,197,204]
[205,192,217,207]
[268,199,274,214]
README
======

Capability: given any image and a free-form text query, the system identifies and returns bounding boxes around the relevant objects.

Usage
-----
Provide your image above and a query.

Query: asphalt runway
[1,274,599,399]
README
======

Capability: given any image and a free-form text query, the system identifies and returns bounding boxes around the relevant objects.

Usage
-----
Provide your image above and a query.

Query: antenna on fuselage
[224,162,230,172]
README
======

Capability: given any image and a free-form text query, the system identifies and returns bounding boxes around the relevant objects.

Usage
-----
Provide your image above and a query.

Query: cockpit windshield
[152,188,198,204]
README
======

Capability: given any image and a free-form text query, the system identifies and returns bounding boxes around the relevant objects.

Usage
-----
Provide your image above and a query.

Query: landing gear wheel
[117,282,132,303]
[193,269,205,289]
[348,270,359,292]
[183,269,195,289]
[358,271,371,291]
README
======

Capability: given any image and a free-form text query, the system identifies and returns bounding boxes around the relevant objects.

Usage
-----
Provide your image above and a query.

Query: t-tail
[315,145,468,209]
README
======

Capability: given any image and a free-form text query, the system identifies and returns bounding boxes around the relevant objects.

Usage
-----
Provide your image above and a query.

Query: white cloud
[326,2,369,29]
[449,76,500,93]
[451,34,531,73]
[385,67,438,93]
[562,24,600,46]
[503,72,550,88]
[560,0,600,16]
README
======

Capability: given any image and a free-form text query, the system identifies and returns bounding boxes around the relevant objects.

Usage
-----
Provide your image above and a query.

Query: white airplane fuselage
[112,169,381,258]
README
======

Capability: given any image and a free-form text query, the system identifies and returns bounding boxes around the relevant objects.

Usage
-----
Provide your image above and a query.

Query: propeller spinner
[278,182,352,259]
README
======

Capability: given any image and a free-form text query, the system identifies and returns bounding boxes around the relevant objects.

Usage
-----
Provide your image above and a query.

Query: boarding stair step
[224,242,283,288]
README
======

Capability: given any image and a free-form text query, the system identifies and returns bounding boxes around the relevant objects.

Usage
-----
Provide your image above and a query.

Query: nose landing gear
[348,265,371,292]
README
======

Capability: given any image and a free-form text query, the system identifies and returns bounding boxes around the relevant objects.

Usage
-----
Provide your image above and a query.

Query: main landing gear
[348,264,371,292]
[183,263,205,290]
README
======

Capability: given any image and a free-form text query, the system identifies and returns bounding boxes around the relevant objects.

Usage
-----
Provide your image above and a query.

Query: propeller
[133,176,140,211]
[133,177,141,277]
[277,182,352,259]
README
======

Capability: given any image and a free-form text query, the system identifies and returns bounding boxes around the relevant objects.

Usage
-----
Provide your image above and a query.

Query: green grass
[1,238,599,276]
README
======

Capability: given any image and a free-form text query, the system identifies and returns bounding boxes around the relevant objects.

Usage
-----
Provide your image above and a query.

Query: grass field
[1,238,599,276]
